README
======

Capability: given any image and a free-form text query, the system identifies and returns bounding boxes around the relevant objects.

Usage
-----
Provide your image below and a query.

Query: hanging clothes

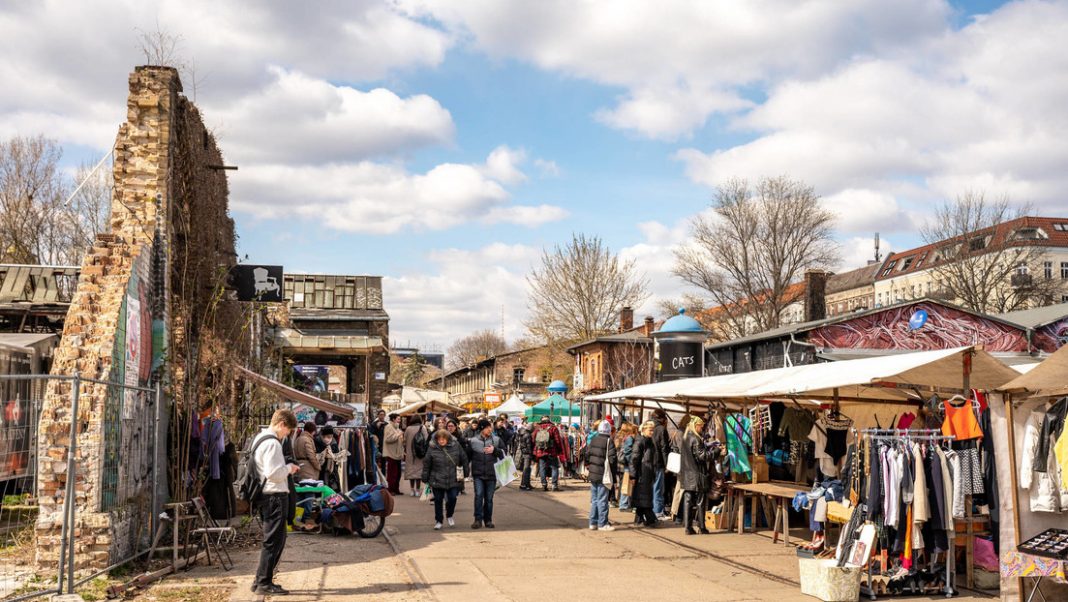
[941,400,983,441]
[1020,409,1068,513]
[725,414,752,477]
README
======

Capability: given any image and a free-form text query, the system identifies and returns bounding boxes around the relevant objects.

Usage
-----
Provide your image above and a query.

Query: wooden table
[726,482,808,547]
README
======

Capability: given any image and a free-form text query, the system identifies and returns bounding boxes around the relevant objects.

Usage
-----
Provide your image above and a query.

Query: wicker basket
[798,557,862,601]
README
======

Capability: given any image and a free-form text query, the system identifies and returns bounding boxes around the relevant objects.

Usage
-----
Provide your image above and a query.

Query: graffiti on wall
[807,302,1028,352]
[1034,318,1068,352]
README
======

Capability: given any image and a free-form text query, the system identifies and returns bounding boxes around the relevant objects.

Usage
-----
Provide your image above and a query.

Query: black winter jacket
[652,421,670,469]
[629,434,657,509]
[468,433,505,481]
[677,432,711,492]
[421,439,469,490]
[518,426,533,457]
[584,433,617,484]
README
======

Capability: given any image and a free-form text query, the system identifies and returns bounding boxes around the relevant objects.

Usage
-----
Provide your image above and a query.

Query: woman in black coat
[678,417,711,535]
[629,421,659,527]
[421,430,470,530]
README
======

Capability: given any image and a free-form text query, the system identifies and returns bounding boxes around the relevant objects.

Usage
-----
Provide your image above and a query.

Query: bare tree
[920,192,1061,313]
[657,294,709,321]
[68,159,112,255]
[526,234,649,343]
[136,23,186,68]
[0,136,69,264]
[601,339,653,391]
[447,329,509,370]
[673,176,838,337]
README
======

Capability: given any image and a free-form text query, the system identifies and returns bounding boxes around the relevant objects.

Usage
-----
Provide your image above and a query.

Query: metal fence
[0,374,160,601]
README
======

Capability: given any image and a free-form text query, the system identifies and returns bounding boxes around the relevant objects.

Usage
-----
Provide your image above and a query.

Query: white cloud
[533,158,561,178]
[821,189,913,235]
[677,1,1068,214]
[232,147,566,234]
[481,145,527,185]
[210,67,453,164]
[839,236,895,271]
[0,1,452,152]
[398,0,951,139]
[384,243,540,345]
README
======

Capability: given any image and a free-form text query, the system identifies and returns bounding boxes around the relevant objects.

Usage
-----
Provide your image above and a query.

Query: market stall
[393,398,466,417]
[589,346,1021,598]
[992,345,1068,602]
[524,393,581,422]
[490,394,530,418]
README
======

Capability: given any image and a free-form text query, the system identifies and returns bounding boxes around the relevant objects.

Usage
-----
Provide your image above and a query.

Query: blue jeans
[619,491,631,510]
[653,468,666,515]
[432,487,459,523]
[538,457,559,487]
[473,479,496,523]
[589,482,609,527]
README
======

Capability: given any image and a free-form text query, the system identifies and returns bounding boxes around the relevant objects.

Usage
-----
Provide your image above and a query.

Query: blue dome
[547,380,568,393]
[656,308,706,333]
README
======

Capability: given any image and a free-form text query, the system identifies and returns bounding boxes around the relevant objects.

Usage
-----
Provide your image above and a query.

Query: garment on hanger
[808,422,838,478]
[941,399,983,440]
[911,443,928,551]
[778,407,815,442]
[1034,398,1068,473]
[1020,409,1068,513]
[897,412,916,430]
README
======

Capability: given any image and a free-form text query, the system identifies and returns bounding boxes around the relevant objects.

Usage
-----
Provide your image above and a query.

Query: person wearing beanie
[468,418,504,528]
[584,419,618,531]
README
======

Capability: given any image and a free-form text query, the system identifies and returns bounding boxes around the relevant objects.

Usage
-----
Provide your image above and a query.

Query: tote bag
[666,452,681,474]
[602,451,613,486]
[494,456,518,488]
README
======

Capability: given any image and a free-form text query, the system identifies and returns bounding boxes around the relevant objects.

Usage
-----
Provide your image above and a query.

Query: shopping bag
[620,472,633,497]
[602,453,613,487]
[666,452,681,474]
[419,484,432,502]
[494,456,518,488]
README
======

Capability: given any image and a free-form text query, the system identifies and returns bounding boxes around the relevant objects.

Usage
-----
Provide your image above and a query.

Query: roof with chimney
[826,262,884,294]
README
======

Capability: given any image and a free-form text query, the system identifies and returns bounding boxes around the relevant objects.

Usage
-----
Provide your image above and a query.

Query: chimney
[804,269,829,322]
[643,316,655,336]
[620,306,634,332]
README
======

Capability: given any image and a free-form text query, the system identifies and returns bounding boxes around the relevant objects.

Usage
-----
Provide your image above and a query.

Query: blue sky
[3,0,1065,349]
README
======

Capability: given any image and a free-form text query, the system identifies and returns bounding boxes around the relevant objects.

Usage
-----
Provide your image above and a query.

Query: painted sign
[230,264,284,302]
[657,340,704,381]
[908,309,928,330]
[808,302,1028,352]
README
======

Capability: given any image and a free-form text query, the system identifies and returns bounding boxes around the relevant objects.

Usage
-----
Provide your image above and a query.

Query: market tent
[588,346,1018,406]
[998,344,1068,398]
[237,366,355,420]
[490,394,529,416]
[524,393,581,421]
[394,398,466,417]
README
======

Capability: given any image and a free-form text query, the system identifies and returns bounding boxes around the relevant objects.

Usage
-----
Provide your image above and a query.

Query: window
[881,260,897,277]
[900,257,914,271]
[969,236,988,252]
[1016,262,1029,275]
[1012,227,1047,240]
[910,284,916,297]
[1063,294,1068,303]
[1062,262,1068,279]
[915,251,928,268]
[1054,223,1068,232]
[1044,261,1053,280]
[513,367,525,384]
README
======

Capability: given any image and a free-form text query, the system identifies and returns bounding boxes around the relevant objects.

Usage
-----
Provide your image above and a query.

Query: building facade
[568,311,656,396]
[440,344,572,409]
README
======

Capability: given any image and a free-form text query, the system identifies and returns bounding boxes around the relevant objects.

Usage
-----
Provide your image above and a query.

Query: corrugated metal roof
[996,302,1068,329]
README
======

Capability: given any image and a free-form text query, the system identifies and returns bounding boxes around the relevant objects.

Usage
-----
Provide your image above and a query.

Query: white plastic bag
[666,452,681,474]
[494,456,518,488]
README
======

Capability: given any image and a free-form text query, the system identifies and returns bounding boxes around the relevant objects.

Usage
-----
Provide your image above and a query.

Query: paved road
[168,478,995,601]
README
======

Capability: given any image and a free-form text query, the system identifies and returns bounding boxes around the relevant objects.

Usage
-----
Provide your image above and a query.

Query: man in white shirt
[252,409,299,595]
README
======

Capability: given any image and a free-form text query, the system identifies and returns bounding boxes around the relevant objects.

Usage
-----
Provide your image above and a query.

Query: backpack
[413,427,429,459]
[534,426,552,452]
[236,433,280,507]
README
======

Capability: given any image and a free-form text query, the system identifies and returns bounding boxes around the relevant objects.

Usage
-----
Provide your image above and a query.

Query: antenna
[874,232,882,263]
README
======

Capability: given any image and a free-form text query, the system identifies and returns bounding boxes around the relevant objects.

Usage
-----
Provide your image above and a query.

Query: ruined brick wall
[35,66,239,572]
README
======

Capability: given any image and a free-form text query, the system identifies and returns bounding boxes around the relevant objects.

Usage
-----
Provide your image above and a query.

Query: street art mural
[1034,317,1068,352]
[807,302,1029,352]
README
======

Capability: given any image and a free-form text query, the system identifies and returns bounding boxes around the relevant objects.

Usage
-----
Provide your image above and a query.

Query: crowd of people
[247,405,726,594]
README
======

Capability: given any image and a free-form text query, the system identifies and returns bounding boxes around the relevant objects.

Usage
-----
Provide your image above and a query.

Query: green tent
[524,393,581,422]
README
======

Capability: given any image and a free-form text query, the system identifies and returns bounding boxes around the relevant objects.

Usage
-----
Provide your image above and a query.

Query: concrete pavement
[167,478,995,601]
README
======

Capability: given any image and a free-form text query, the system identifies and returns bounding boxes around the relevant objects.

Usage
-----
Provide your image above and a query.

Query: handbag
[666,452,681,474]
[601,442,614,486]
[444,446,464,481]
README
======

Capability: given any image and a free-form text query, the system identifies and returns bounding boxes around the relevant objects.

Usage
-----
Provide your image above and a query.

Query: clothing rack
[858,428,956,600]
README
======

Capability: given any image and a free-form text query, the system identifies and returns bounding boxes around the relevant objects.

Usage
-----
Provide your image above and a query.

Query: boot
[683,495,696,535]
[697,499,710,534]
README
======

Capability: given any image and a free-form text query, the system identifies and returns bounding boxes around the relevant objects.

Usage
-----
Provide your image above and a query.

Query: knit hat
[604,416,615,427]
[477,418,492,431]
[597,421,612,435]
[540,416,551,423]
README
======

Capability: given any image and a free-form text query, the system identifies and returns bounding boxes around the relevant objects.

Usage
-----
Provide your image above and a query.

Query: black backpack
[236,433,280,507]
[413,427,429,459]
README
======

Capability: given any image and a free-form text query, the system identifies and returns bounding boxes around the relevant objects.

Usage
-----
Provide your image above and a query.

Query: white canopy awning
[394,398,466,417]
[587,346,1019,406]
[489,394,529,416]
[999,345,1068,399]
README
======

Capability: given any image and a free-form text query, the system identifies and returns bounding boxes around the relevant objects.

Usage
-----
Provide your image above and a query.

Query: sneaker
[434,522,443,530]
[589,525,597,530]
[447,517,455,527]
[600,525,616,532]
[471,520,483,529]
[484,522,495,529]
